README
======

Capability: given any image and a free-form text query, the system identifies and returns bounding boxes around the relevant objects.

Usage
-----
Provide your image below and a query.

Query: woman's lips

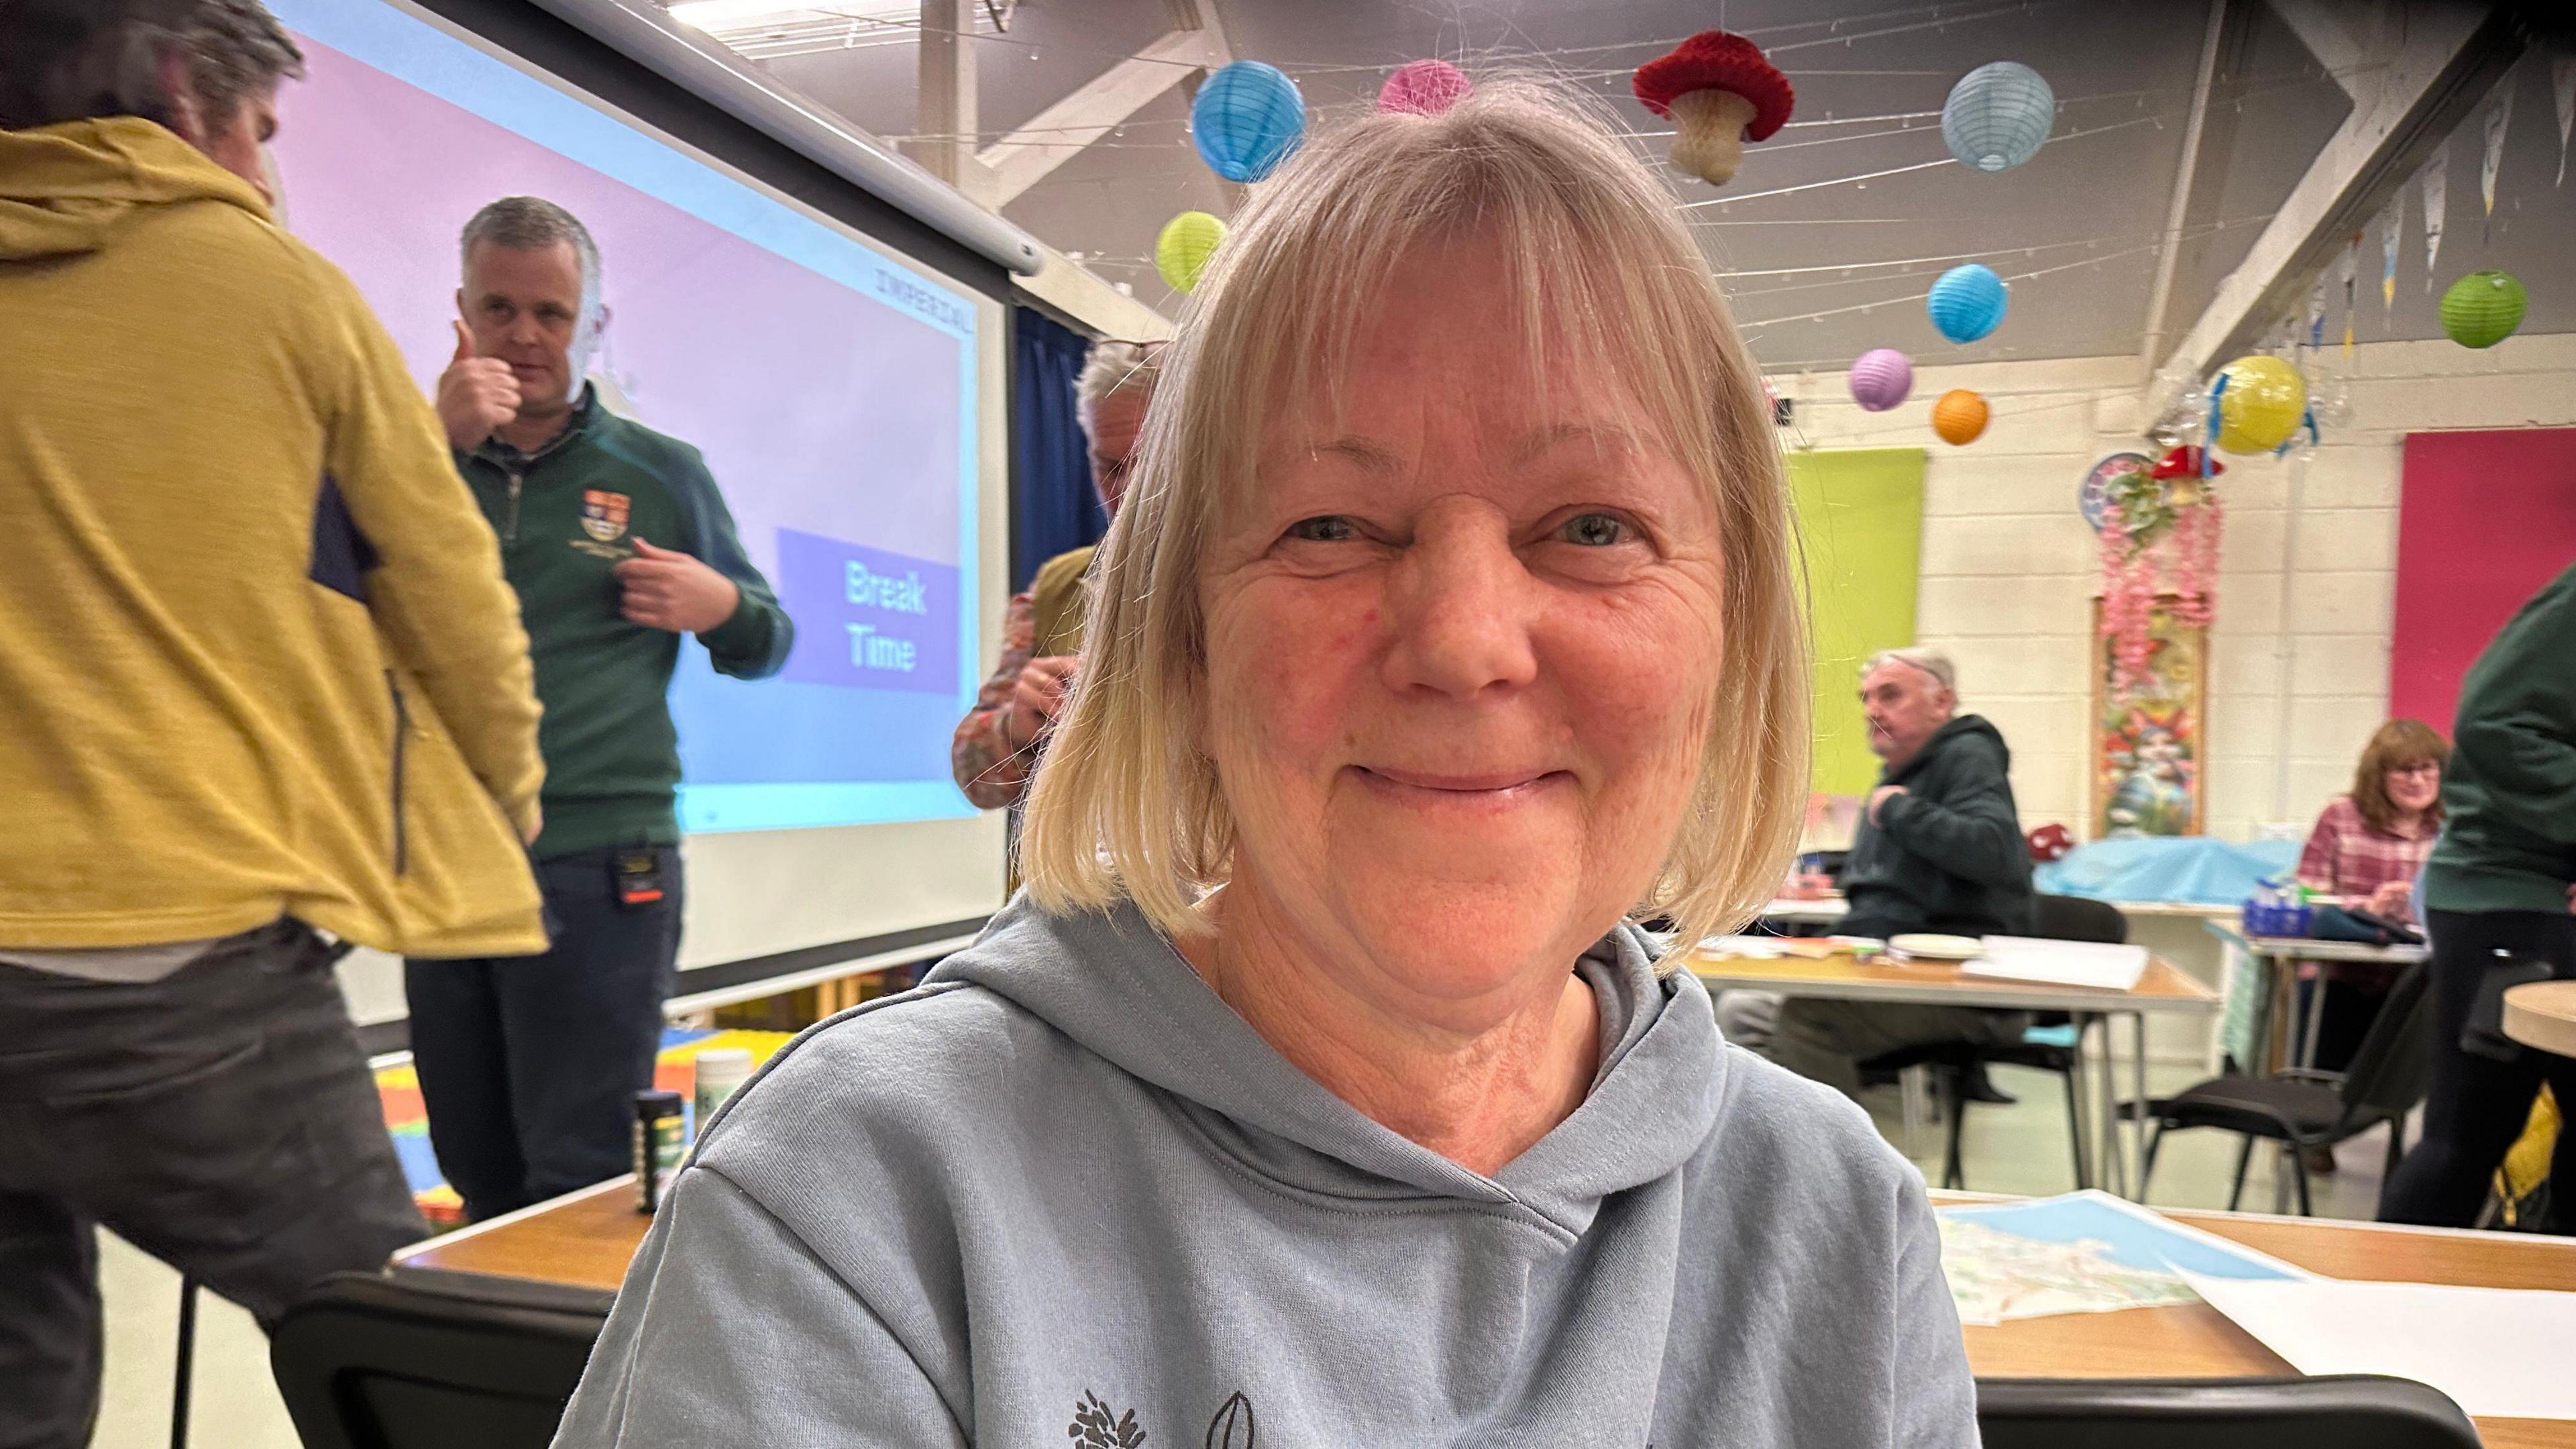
[1353,765,1568,802]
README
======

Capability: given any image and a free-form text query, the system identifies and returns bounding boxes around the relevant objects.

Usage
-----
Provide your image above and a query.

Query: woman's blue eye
[1560,513,1627,547]
[1287,516,1357,542]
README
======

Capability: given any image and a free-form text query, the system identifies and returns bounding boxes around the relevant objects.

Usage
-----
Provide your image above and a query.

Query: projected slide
[264,0,981,833]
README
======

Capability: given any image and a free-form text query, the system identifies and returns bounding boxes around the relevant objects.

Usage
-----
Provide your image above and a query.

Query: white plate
[1888,932,1984,961]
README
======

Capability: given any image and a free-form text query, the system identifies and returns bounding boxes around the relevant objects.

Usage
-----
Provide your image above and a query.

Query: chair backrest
[2337,961,2436,1125]
[1978,1375,2480,1449]
[2031,893,2129,945]
[270,1273,605,1449]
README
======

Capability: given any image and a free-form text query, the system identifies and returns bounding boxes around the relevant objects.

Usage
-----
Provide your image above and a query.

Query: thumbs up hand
[436,320,521,451]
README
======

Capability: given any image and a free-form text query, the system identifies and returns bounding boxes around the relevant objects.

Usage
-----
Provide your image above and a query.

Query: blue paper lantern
[1941,61,2054,172]
[1927,263,2008,343]
[1191,61,1307,183]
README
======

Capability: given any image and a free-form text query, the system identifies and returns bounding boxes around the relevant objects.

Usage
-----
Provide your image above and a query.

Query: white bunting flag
[2556,56,2574,186]
[2481,84,2512,240]
[2377,196,2402,313]
[2339,233,2357,357]
[2421,149,2447,288]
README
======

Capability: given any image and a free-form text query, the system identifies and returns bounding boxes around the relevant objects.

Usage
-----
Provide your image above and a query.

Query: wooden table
[391,1177,2576,1447]
[1935,1193,2576,1449]
[1689,947,2218,1197]
[2505,980,2576,1058]
[390,1177,643,1314]
[2230,932,2430,1071]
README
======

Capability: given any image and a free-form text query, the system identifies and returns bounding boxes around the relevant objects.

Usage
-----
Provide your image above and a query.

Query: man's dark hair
[0,0,304,133]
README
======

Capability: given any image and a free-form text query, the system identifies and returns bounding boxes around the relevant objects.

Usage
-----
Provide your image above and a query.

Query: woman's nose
[1381,508,1539,700]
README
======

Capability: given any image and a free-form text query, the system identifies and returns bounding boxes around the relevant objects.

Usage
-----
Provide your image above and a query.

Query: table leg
[2297,971,2326,1071]
[2129,1012,2151,1202]
[2092,1013,2127,1197]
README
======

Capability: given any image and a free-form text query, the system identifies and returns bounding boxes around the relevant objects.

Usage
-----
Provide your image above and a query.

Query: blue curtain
[1010,307,1104,592]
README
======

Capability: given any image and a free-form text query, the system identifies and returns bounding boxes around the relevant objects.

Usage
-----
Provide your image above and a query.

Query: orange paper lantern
[1931,387,1988,445]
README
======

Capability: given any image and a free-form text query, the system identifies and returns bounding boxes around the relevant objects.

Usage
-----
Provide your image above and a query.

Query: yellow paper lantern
[1931,388,1988,445]
[2213,354,2307,455]
[1155,211,1227,294]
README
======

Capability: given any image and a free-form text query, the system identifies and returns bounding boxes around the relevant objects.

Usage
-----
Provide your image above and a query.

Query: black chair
[1977,1375,2480,1449]
[2134,961,2434,1216]
[1864,894,2127,1191]
[270,1272,606,1449]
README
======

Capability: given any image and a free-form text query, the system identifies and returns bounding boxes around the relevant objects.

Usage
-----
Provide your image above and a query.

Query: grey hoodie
[555,898,1976,1448]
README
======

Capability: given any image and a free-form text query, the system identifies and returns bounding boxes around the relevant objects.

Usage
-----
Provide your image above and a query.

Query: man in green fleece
[1738,647,2037,1099]
[2382,561,2576,1231]
[405,195,793,1221]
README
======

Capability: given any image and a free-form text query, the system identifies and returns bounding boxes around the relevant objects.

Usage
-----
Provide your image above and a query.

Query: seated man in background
[1726,649,2036,1099]
[950,339,1159,808]
[407,195,792,1222]
[0,2,547,1439]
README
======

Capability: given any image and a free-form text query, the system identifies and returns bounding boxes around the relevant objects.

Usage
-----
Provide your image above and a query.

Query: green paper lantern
[1155,210,1227,294]
[2438,270,2526,349]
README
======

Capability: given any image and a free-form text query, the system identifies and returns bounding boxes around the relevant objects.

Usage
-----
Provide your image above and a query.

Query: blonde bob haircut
[1022,74,1809,957]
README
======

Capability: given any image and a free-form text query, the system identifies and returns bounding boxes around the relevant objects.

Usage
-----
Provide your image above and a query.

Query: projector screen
[264,0,1008,1014]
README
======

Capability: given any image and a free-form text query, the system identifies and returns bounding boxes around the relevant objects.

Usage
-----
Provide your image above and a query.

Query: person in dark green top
[402,196,792,1221]
[2383,561,2576,1232]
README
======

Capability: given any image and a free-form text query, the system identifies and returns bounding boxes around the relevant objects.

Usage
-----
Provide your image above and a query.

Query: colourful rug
[378,1026,796,1225]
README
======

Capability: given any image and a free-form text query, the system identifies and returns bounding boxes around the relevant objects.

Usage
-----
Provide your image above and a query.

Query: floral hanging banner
[2090,594,2208,839]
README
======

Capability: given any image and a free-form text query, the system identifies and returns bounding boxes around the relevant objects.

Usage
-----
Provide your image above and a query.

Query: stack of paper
[2184,1272,2576,1421]
[1962,935,2149,991]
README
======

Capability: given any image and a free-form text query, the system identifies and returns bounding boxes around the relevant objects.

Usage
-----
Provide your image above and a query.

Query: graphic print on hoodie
[556,897,1978,1448]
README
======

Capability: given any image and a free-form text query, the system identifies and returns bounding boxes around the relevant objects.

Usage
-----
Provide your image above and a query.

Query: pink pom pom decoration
[1378,58,1472,115]
[1847,348,1913,412]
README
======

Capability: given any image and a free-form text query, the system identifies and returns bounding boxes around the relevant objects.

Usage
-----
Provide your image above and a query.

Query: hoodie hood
[0,117,268,262]
[928,896,1726,1240]
[1889,711,2011,784]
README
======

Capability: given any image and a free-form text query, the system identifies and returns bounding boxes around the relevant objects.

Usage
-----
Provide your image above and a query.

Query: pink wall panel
[2391,427,2576,733]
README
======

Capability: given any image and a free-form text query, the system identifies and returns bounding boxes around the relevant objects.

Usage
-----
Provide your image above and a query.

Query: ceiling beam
[904,0,998,205]
[977,26,1224,205]
[2137,0,2236,384]
[2270,0,2377,96]
[2153,1,2523,397]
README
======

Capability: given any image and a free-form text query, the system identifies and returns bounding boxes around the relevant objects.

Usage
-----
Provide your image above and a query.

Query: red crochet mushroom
[1633,31,1794,186]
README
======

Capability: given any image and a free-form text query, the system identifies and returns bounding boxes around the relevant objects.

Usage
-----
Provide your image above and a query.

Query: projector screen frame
[288,0,1020,1018]
[409,0,1017,304]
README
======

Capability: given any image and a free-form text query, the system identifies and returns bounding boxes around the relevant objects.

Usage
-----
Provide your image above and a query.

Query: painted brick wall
[1771,332,2576,841]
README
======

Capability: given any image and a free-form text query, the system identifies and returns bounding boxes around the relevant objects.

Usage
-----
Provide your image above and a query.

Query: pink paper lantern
[1379,58,1472,115]
[1848,348,1913,411]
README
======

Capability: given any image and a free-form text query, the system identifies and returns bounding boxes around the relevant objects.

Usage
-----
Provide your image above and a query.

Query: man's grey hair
[460,195,604,326]
[0,0,303,133]
[1862,646,1957,696]
[1073,339,1161,435]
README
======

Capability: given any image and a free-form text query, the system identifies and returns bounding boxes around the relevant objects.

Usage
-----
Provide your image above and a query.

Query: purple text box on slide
[775,530,959,696]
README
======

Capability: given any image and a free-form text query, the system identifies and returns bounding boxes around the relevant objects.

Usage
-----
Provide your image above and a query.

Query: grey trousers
[0,922,425,1449]
[1758,994,2032,1101]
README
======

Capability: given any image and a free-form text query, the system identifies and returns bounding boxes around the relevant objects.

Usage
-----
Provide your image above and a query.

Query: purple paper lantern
[1379,58,1472,115]
[1848,348,1914,411]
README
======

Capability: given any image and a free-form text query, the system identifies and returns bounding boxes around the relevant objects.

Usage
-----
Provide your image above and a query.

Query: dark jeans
[0,922,424,1449]
[405,845,682,1222]
[2379,908,2576,1232]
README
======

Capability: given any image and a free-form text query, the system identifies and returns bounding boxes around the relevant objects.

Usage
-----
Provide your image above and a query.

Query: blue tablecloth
[2033,837,2302,907]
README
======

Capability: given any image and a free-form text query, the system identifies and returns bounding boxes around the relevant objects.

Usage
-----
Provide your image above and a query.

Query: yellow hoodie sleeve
[304,255,546,839]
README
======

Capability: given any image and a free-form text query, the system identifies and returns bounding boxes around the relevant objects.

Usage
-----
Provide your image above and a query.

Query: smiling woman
[558,74,1978,1449]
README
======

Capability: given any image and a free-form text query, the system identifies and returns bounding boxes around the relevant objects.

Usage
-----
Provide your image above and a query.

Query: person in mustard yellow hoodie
[0,3,547,1439]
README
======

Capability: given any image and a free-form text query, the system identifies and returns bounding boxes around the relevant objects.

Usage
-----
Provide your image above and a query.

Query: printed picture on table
[2088,593,2208,839]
